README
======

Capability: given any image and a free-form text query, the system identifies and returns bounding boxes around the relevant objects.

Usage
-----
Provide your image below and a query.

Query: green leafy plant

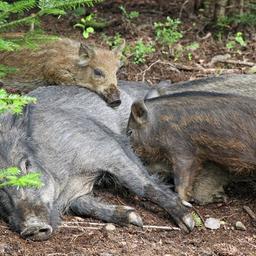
[0,88,36,114]
[186,42,200,61]
[74,13,96,39]
[128,40,155,64]
[235,32,246,47]
[0,167,42,189]
[119,5,139,20]
[102,33,123,49]
[226,32,246,50]
[192,212,203,228]
[154,17,183,46]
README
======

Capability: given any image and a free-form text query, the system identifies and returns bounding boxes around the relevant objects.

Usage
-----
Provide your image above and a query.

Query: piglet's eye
[94,69,104,77]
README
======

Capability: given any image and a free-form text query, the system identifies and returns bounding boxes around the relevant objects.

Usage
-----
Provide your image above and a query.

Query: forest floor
[0,0,256,255]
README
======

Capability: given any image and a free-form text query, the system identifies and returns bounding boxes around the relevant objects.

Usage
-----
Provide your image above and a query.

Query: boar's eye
[127,129,133,136]
[93,69,104,78]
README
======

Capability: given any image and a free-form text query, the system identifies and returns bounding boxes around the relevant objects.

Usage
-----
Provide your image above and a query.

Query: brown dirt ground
[0,1,256,255]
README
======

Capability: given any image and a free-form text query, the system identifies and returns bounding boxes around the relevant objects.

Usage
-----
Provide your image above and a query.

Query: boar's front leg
[171,153,202,202]
[69,195,143,226]
[106,153,195,233]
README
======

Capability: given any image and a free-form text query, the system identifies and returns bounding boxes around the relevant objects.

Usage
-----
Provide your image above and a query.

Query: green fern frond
[39,8,66,16]
[0,167,43,189]
[0,64,17,78]
[0,167,20,179]
[10,31,59,50]
[0,15,38,32]
[0,38,20,51]
[39,0,103,10]
[2,0,36,13]
[0,0,36,21]
[0,88,36,114]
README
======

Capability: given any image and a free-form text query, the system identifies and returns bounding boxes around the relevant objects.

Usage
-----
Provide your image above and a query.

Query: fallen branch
[64,221,105,226]
[143,225,180,231]
[206,54,231,67]
[62,221,180,231]
[220,59,255,67]
[174,63,240,74]
[140,60,160,82]
[60,225,102,230]
[243,206,256,221]
[206,54,255,67]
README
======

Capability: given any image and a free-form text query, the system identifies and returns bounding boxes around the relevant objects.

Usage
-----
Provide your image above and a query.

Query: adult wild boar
[127,91,256,202]
[0,85,194,241]
[0,38,125,107]
[144,74,256,204]
[145,74,256,99]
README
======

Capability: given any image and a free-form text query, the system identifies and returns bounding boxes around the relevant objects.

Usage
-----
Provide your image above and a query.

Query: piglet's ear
[78,43,95,67]
[112,39,126,58]
[131,100,148,125]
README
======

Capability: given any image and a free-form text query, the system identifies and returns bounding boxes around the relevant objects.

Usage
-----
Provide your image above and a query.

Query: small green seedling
[129,40,155,64]
[102,33,123,49]
[235,32,246,47]
[192,212,203,228]
[186,42,200,61]
[226,32,246,50]
[74,14,96,39]
[119,5,139,20]
[154,17,183,46]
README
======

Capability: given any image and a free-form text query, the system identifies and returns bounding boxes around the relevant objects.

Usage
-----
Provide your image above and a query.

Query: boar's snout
[109,99,121,107]
[102,86,121,108]
[20,220,53,241]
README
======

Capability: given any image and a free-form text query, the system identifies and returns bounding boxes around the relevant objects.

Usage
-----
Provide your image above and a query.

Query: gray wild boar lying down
[0,85,194,241]
[0,38,125,107]
[127,91,256,202]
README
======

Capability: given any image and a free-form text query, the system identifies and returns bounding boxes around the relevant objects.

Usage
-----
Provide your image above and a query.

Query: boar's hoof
[128,211,143,227]
[182,200,193,208]
[20,224,53,241]
[179,213,195,233]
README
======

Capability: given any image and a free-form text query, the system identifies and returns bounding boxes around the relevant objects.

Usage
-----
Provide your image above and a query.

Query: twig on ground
[64,221,105,226]
[138,59,242,81]
[243,206,256,220]
[60,225,102,230]
[174,63,240,74]
[220,59,255,67]
[179,0,190,18]
[140,60,160,82]
[206,54,231,67]
[198,32,212,41]
[243,205,256,226]
[236,238,256,249]
[192,206,205,224]
[143,225,180,231]
[62,221,180,232]
[206,54,255,67]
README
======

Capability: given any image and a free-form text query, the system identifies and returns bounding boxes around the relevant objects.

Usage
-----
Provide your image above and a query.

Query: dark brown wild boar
[127,91,256,202]
[0,38,125,107]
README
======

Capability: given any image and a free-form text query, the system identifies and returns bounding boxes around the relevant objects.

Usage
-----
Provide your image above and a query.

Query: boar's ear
[131,100,148,125]
[112,39,126,58]
[78,43,95,67]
